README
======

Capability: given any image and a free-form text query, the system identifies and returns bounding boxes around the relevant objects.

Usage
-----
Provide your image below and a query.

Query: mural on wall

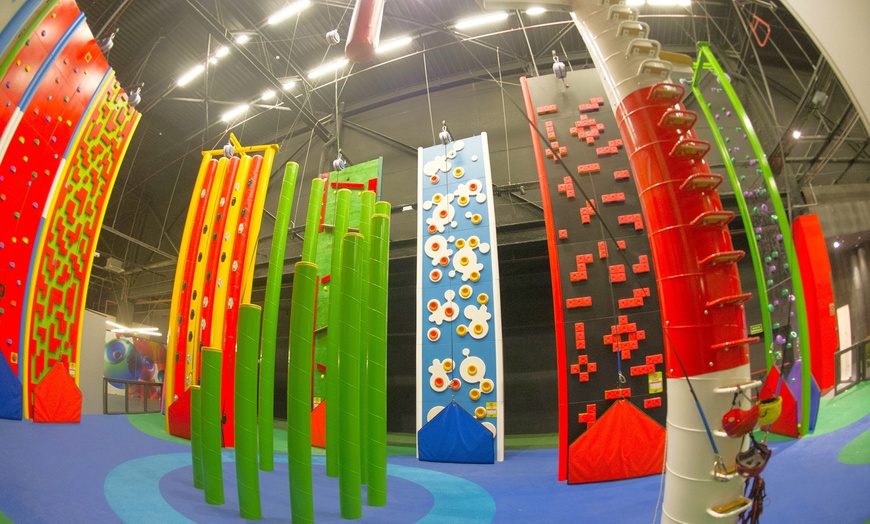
[103,334,166,399]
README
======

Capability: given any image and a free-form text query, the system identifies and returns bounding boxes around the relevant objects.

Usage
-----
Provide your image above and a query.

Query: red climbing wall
[521,70,666,483]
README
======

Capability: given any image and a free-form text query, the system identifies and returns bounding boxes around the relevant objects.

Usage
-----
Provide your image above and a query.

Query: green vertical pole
[374,201,391,217]
[339,233,364,519]
[301,177,326,264]
[259,162,298,472]
[236,304,262,520]
[201,346,224,505]
[356,191,376,485]
[366,212,390,507]
[287,262,318,523]
[326,189,352,478]
[191,385,204,490]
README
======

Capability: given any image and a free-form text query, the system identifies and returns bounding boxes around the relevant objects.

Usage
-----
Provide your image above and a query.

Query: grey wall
[81,309,107,415]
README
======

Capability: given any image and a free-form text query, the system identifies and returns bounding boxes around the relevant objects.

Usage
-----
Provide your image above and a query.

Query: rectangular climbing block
[614,169,631,180]
[558,229,568,239]
[537,104,558,115]
[646,353,663,365]
[630,364,655,376]
[604,388,631,400]
[602,192,626,203]
[598,241,608,259]
[644,397,662,409]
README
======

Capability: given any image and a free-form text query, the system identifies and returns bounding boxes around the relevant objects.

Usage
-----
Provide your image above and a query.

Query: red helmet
[722,403,759,438]
[736,437,772,478]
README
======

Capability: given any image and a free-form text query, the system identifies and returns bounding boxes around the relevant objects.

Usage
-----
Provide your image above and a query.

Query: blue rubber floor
[1,386,869,523]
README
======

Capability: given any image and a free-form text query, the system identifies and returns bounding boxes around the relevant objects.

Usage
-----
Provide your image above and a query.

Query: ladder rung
[679,173,723,192]
[705,293,752,309]
[699,250,745,267]
[713,380,763,394]
[669,138,711,161]
[690,210,735,228]
[658,109,698,130]
[647,82,684,102]
[711,337,760,351]
[707,497,752,518]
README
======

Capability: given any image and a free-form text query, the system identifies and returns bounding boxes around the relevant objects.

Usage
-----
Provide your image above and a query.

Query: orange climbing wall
[24,72,140,416]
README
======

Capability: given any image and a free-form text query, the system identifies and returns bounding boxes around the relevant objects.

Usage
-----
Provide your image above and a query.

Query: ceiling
[72,0,868,320]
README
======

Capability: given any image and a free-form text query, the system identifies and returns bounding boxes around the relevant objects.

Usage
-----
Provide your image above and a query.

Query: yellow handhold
[470,271,480,282]
[455,238,465,248]
[470,388,481,401]
[481,379,493,393]
[19,136,24,144]
[467,364,477,376]
[460,256,469,266]
[459,285,472,298]
[456,325,468,336]
[468,237,479,248]
[474,406,486,419]
[25,65,31,72]
[442,359,453,372]
[471,214,482,224]
[477,293,488,304]
[473,323,484,335]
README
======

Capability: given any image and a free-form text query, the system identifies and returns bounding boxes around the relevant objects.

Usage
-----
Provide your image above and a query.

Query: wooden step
[669,138,711,161]
[647,82,684,103]
[658,109,698,130]
[699,250,745,267]
[690,210,735,228]
[679,173,723,192]
[711,337,760,351]
[707,497,752,518]
[705,293,752,309]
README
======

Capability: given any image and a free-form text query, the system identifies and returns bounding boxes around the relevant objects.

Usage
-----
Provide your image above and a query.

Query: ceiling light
[375,36,413,54]
[647,0,692,5]
[455,12,509,30]
[106,320,126,330]
[208,57,218,65]
[833,241,841,248]
[307,58,349,79]
[282,79,297,90]
[626,0,645,5]
[215,46,230,58]
[221,104,249,122]
[792,129,802,139]
[525,7,547,15]
[267,0,311,26]
[261,89,276,101]
[235,33,251,44]
[176,63,205,86]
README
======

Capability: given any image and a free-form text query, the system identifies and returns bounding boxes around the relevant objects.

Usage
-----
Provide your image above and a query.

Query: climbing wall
[0,0,140,419]
[165,142,276,445]
[311,158,382,435]
[24,72,140,416]
[416,133,504,463]
[521,70,666,483]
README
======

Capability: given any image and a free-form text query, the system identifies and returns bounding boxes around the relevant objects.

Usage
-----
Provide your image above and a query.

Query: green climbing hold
[34,139,39,146]
[786,343,792,349]
[756,168,763,175]
[13,212,19,219]
[782,288,788,296]
[752,206,759,214]
[725,137,730,143]
[783,263,789,269]
[773,323,781,329]
[790,331,798,339]
[739,175,746,181]
[772,251,779,258]
[771,214,778,222]
[764,256,771,263]
[768,304,775,313]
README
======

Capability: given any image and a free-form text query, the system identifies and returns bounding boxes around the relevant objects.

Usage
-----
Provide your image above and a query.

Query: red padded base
[311,401,326,448]
[32,362,81,423]
[168,387,192,440]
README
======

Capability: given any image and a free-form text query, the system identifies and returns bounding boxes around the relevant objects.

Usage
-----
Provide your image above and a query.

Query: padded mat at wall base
[417,402,494,464]
[32,361,80,423]
[0,357,22,419]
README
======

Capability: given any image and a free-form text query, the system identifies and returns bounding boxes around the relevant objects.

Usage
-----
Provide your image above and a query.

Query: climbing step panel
[522,69,666,484]
[416,133,504,463]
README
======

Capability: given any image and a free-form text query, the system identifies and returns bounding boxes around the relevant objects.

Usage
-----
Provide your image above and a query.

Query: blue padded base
[418,402,494,464]
[0,357,23,420]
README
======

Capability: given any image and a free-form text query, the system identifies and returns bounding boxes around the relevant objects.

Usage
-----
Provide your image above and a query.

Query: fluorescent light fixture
[455,12,509,30]
[208,57,218,65]
[282,79,297,90]
[267,0,311,26]
[525,7,547,15]
[215,46,230,58]
[221,104,250,122]
[235,33,251,44]
[176,63,205,86]
[261,89,276,101]
[833,241,841,248]
[375,36,413,54]
[792,129,802,139]
[136,326,160,332]
[307,58,349,79]
[626,0,645,5]
[106,320,126,330]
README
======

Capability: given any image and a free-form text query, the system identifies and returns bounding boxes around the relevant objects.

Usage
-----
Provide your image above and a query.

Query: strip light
[221,104,250,122]
[176,63,205,86]
[525,7,547,15]
[267,0,311,26]
[455,12,509,30]
[375,36,413,54]
[307,58,349,79]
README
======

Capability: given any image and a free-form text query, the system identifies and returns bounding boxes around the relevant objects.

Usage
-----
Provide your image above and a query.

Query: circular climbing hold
[439,209,448,219]
[453,167,464,178]
[430,269,442,282]
[433,193,442,203]
[428,300,439,312]
[467,364,478,376]
[428,224,437,234]
[456,239,466,248]
[456,324,467,336]
[458,195,469,206]
[471,214,482,224]
[434,376,444,388]
[470,389,481,401]
[459,285,472,299]
[481,379,493,393]
[468,236,479,248]
[451,378,461,390]
[469,271,480,282]
[427,328,440,342]
[474,406,486,419]
[442,359,453,372]
[439,256,449,266]
[460,256,469,266]
[477,293,488,305]
[430,175,439,184]
[472,323,484,335]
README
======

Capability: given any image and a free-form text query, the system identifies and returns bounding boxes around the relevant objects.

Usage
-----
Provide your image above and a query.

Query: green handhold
[730,157,736,164]
[31,172,37,179]
[756,234,762,240]
[13,212,20,218]
[772,251,779,258]
[764,256,771,263]
[752,206,759,214]
[736,127,743,132]
[781,288,788,296]
[64,96,69,102]
[725,137,730,143]
[771,214,778,222]
[766,279,773,286]
[756,168,763,175]
[707,102,712,108]
[718,126,724,131]
[783,263,789,269]
[767,304,774,312]
[759,189,767,195]
[790,331,798,339]
[773,323,781,329]
[33,139,39,146]
[774,351,782,359]
[739,175,746,181]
